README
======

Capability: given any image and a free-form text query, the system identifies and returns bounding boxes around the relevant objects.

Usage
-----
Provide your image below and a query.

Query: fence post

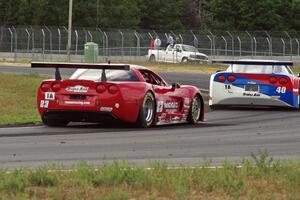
[103,31,108,57]
[88,31,93,42]
[58,28,61,54]
[253,36,257,56]
[284,31,292,58]
[41,29,45,61]
[265,31,272,56]
[266,37,271,56]
[207,35,213,57]
[295,38,299,56]
[281,38,285,56]
[31,26,35,59]
[226,31,234,57]
[190,30,198,48]
[208,31,215,56]
[134,31,140,56]
[237,36,242,56]
[83,28,88,44]
[45,26,52,60]
[119,30,124,60]
[97,28,105,57]
[25,28,30,52]
[8,28,13,52]
[245,31,253,57]
[221,35,227,56]
[75,30,78,55]
[12,26,17,61]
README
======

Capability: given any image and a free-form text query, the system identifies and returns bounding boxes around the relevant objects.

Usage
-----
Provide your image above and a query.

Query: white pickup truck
[147,44,209,63]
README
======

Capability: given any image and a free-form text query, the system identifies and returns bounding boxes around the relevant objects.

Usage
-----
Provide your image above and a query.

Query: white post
[67,0,73,61]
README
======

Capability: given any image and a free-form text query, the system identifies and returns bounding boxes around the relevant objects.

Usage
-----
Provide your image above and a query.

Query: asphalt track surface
[1,65,300,168]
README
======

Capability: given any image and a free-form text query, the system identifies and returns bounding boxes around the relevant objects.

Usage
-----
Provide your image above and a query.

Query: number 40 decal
[276,87,286,94]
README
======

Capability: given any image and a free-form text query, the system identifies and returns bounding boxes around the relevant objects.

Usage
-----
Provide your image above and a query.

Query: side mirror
[298,73,300,77]
[171,82,181,91]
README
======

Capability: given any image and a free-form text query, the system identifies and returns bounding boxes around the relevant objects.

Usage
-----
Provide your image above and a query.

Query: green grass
[0,73,46,125]
[0,151,300,199]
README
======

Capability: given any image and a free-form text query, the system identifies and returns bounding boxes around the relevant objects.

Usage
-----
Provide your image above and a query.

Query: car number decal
[40,100,49,108]
[45,92,55,100]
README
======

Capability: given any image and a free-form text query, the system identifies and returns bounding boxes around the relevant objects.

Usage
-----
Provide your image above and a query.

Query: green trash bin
[84,42,98,63]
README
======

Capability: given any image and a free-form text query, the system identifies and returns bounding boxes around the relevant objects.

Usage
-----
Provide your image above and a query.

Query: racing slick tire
[188,94,202,124]
[137,92,155,128]
[181,57,188,63]
[42,116,69,127]
[149,55,156,62]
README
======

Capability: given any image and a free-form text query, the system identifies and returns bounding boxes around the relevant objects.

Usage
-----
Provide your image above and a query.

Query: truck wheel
[149,55,156,62]
[136,92,155,128]
[188,94,202,124]
[42,116,69,127]
[181,57,188,63]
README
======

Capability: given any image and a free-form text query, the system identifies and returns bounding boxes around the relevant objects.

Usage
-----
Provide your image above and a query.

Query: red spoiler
[31,62,130,81]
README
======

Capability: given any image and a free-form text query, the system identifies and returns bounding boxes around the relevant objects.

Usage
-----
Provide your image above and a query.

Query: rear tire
[42,116,69,127]
[136,92,155,128]
[149,55,156,62]
[181,57,188,63]
[188,94,202,124]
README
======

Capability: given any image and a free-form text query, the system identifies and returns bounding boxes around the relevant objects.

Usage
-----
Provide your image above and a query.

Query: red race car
[32,62,205,127]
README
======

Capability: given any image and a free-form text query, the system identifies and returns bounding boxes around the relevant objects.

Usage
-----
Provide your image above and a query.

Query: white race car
[209,60,300,109]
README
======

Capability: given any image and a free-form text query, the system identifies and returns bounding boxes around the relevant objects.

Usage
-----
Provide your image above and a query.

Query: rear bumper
[43,110,119,123]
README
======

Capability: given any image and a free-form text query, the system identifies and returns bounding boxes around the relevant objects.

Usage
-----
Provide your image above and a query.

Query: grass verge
[0,73,45,125]
[0,151,299,199]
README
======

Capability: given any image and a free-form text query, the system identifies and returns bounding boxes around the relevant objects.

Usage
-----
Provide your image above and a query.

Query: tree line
[1,0,300,30]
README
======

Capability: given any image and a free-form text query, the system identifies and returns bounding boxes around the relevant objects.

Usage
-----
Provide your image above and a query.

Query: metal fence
[0,26,300,62]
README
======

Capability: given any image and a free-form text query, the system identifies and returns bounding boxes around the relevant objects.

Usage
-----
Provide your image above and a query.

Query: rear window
[227,64,293,75]
[70,69,139,82]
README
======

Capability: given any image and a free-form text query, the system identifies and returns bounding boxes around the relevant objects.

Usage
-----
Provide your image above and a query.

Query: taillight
[227,75,236,82]
[279,77,288,85]
[52,83,61,92]
[269,76,277,84]
[108,85,118,94]
[41,83,51,92]
[218,75,226,83]
[96,85,106,93]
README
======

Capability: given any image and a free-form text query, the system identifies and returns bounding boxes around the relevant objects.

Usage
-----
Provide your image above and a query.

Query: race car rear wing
[31,62,130,81]
[212,60,293,66]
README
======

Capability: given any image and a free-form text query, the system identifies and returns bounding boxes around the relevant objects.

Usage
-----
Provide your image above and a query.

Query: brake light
[218,75,226,83]
[279,77,288,85]
[108,85,118,94]
[96,85,106,93]
[227,75,236,82]
[52,83,61,92]
[269,76,277,84]
[41,83,51,92]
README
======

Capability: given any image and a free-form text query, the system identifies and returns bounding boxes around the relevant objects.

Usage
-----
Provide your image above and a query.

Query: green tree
[140,0,185,30]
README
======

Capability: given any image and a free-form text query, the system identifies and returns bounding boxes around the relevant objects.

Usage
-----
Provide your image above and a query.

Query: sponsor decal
[40,100,49,108]
[100,107,113,112]
[64,101,91,105]
[157,101,164,112]
[45,92,55,100]
[247,81,256,84]
[243,93,261,97]
[166,109,177,113]
[184,98,190,107]
[171,116,180,122]
[66,85,89,93]
[164,101,178,109]
[271,96,280,99]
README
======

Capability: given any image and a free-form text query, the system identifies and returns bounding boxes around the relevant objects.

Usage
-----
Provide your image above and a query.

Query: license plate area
[69,94,87,100]
[245,84,259,92]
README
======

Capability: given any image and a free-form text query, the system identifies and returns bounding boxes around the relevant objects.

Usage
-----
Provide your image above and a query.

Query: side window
[139,70,166,86]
